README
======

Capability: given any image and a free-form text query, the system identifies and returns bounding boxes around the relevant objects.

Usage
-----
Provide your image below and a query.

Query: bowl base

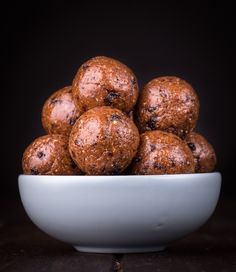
[73,245,166,253]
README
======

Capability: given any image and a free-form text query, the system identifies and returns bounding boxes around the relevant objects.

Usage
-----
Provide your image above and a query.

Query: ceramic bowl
[18,173,221,253]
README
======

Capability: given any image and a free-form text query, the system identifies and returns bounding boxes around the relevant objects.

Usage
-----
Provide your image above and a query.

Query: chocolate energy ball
[69,106,140,175]
[72,56,139,113]
[185,132,216,173]
[42,86,82,136]
[22,134,81,175]
[137,76,199,138]
[131,130,195,175]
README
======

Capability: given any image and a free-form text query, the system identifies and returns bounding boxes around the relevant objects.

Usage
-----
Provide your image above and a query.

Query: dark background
[1,1,235,198]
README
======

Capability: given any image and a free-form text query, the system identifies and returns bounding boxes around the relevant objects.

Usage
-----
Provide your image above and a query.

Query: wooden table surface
[0,195,235,272]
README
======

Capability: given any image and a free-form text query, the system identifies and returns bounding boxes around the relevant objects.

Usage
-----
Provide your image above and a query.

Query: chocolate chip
[159,89,168,98]
[75,139,82,146]
[50,98,62,105]
[111,114,120,121]
[184,94,196,103]
[167,126,177,134]
[107,151,113,156]
[131,77,136,85]
[30,169,39,175]
[82,64,90,70]
[37,151,45,159]
[147,106,157,112]
[147,117,157,130]
[153,162,162,169]
[104,92,119,106]
[51,123,57,129]
[69,117,77,126]
[188,112,193,119]
[134,157,141,163]
[184,94,191,103]
[92,142,97,148]
[188,142,196,151]
[126,111,133,119]
[170,159,176,167]
[181,130,188,139]
[150,144,156,152]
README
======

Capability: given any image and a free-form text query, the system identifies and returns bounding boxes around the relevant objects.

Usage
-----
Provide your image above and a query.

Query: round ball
[69,106,140,175]
[72,56,139,113]
[22,134,81,175]
[42,86,82,136]
[131,130,195,175]
[185,132,216,173]
[137,76,199,138]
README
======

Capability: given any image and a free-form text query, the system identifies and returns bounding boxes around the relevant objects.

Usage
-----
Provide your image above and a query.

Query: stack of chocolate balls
[22,56,216,176]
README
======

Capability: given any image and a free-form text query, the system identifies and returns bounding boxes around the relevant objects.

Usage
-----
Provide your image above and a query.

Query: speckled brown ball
[185,132,216,173]
[131,130,195,175]
[42,86,82,136]
[22,135,81,175]
[69,106,140,175]
[72,56,139,113]
[137,76,199,138]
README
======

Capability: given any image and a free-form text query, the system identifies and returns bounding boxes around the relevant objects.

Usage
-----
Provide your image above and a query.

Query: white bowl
[18,173,221,253]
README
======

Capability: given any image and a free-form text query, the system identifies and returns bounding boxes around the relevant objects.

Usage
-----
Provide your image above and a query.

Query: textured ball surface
[69,106,140,175]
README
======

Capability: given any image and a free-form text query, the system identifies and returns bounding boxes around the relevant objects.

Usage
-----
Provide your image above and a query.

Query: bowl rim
[18,172,221,179]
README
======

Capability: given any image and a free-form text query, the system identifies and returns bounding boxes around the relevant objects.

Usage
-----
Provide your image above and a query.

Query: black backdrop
[2,1,235,198]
